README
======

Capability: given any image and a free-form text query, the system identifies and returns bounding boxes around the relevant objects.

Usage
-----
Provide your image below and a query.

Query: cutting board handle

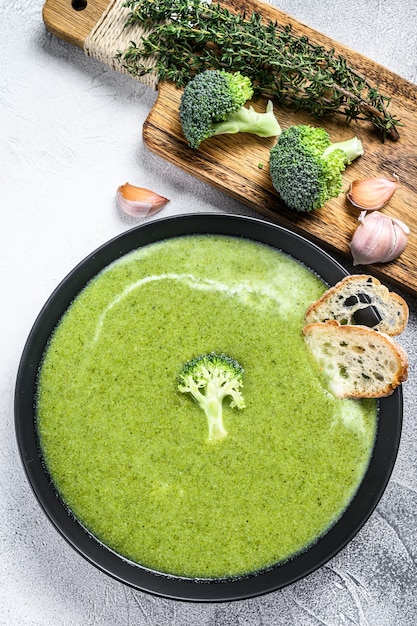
[43,0,110,48]
[43,0,157,87]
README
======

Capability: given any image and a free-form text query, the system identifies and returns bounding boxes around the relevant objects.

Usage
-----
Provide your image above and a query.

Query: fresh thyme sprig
[117,0,401,140]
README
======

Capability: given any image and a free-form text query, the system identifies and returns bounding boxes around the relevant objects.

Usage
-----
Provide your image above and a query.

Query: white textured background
[1,1,416,624]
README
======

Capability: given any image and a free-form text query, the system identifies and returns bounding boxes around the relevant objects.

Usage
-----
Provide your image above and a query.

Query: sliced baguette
[305,274,409,336]
[303,321,408,398]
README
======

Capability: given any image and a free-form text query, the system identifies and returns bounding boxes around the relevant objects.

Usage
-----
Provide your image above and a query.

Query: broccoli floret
[179,69,281,149]
[177,352,245,442]
[269,124,364,212]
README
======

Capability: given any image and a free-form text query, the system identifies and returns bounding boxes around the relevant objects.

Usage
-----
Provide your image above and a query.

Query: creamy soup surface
[37,235,377,578]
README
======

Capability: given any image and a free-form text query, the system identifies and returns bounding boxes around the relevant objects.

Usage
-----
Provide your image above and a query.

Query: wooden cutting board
[42,0,417,297]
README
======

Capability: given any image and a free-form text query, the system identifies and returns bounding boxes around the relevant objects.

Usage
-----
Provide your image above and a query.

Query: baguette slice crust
[305,274,409,336]
[303,321,408,398]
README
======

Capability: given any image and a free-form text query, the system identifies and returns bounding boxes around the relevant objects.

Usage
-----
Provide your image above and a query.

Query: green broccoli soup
[37,234,377,579]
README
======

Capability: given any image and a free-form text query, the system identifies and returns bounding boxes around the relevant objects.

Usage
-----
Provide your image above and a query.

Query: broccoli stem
[211,101,281,139]
[323,136,364,164]
[183,377,228,441]
[205,381,229,441]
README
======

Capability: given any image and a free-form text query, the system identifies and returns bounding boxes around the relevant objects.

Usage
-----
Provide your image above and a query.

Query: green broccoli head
[177,352,245,442]
[179,69,281,148]
[269,125,363,212]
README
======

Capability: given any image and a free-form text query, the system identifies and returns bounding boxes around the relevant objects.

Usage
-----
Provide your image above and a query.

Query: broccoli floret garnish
[269,124,364,212]
[177,352,245,442]
[179,69,281,149]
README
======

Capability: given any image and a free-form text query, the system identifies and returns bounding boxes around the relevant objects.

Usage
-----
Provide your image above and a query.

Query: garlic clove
[350,210,409,265]
[117,182,169,217]
[382,218,410,262]
[347,177,397,211]
[391,217,410,236]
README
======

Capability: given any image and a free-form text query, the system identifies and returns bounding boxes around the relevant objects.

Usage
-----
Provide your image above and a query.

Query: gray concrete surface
[1,0,416,624]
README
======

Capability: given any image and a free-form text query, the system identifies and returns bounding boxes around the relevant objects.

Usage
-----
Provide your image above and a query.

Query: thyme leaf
[117,0,401,140]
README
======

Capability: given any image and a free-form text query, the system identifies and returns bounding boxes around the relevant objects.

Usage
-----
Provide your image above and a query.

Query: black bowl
[14,214,402,602]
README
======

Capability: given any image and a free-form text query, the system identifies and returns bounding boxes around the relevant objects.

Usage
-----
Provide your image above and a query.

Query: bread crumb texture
[303,321,408,398]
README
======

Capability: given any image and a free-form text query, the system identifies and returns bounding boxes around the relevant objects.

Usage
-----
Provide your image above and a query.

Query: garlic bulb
[350,210,409,265]
[117,183,169,217]
[347,177,397,211]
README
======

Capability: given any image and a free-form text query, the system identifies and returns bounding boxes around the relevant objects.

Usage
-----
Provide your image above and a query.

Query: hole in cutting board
[72,0,87,10]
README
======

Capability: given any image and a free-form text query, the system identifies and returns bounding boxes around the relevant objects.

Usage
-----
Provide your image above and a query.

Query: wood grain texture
[42,0,417,296]
[43,0,109,48]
